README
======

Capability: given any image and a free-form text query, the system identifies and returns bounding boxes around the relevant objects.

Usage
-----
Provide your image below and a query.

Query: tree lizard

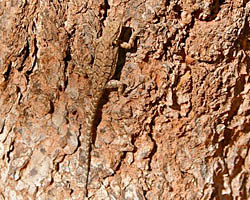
[83,18,138,198]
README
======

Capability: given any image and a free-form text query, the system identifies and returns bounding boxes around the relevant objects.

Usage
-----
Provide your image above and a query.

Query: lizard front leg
[106,28,139,94]
[119,28,139,49]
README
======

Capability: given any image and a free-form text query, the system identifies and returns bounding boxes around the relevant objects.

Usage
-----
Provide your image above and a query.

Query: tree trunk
[0,0,249,199]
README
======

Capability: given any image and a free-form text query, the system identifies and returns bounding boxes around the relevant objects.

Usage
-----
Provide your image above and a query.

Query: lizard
[82,18,138,197]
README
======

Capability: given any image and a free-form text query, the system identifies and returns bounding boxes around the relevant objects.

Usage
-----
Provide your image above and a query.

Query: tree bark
[0,0,249,199]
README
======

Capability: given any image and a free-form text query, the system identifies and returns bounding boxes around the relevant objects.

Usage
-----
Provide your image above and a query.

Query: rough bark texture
[0,0,249,199]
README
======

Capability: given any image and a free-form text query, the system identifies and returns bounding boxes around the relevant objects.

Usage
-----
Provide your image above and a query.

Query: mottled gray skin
[83,19,137,197]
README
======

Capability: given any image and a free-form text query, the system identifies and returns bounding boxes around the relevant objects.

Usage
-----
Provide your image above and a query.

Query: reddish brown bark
[0,0,249,199]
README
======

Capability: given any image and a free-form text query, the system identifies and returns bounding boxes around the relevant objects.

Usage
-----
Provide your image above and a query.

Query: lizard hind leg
[105,79,126,95]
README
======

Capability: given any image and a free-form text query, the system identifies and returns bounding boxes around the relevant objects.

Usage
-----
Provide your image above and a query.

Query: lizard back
[83,19,123,196]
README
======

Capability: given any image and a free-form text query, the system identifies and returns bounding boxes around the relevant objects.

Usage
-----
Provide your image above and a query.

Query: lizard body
[83,19,137,197]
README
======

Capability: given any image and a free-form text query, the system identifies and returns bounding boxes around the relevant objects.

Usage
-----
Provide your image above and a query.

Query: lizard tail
[84,89,104,197]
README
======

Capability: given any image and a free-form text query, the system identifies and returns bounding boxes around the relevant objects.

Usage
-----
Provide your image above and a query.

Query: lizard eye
[113,39,119,46]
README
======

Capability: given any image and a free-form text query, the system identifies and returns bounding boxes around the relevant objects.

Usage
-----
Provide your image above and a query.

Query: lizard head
[102,19,123,46]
